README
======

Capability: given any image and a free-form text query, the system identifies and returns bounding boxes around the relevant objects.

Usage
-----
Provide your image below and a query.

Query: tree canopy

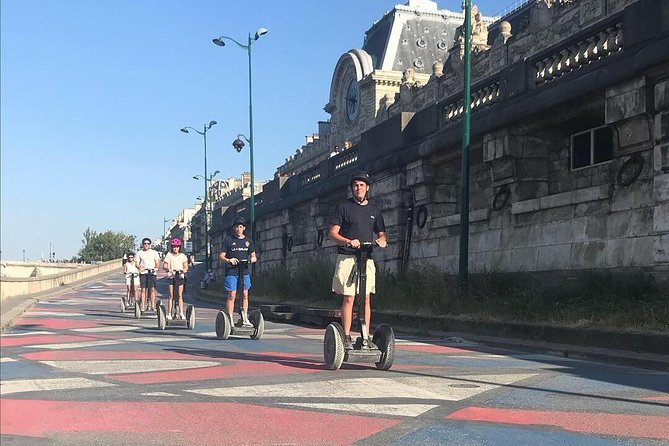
[78,228,136,262]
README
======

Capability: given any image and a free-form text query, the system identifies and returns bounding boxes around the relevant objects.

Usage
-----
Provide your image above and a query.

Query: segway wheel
[134,301,141,319]
[249,309,264,340]
[186,305,195,330]
[372,323,396,370]
[215,310,231,340]
[120,299,126,313]
[324,322,345,370]
[157,305,166,330]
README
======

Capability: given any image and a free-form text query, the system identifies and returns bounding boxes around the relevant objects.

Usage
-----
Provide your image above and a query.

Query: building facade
[219,0,669,285]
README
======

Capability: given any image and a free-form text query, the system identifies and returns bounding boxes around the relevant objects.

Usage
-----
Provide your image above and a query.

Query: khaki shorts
[331,254,376,296]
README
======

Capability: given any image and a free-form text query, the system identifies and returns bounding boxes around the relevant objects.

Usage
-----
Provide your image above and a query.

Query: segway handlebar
[169,270,186,280]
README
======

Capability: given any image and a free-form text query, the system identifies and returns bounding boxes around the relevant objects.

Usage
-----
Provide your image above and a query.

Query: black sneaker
[343,335,353,350]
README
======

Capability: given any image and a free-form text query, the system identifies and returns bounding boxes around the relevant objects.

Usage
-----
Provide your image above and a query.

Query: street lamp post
[459,0,473,291]
[163,217,172,245]
[213,27,268,239]
[181,121,217,269]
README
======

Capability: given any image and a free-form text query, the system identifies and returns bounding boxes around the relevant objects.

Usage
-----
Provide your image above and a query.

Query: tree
[78,228,136,262]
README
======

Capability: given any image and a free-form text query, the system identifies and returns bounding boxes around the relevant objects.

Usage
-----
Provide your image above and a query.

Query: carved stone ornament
[500,21,512,43]
[432,60,444,77]
[401,68,422,89]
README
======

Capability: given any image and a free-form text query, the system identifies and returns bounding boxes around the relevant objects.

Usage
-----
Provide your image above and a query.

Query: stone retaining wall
[0,259,122,300]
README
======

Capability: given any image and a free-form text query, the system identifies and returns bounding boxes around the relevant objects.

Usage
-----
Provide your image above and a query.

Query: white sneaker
[242,321,254,328]
[166,314,172,320]
[179,313,185,320]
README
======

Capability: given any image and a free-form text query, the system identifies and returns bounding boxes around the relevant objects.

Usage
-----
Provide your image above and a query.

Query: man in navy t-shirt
[329,171,387,350]
[218,217,257,327]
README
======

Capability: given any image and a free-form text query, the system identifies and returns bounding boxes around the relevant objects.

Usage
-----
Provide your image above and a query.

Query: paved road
[1,275,667,445]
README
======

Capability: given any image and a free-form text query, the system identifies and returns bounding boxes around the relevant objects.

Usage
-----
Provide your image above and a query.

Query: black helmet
[232,216,246,227]
[349,171,371,186]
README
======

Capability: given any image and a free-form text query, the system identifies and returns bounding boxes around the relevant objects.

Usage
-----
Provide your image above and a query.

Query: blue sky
[1,0,500,261]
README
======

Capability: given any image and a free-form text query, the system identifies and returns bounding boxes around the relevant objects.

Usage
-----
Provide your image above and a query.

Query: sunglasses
[143,242,151,245]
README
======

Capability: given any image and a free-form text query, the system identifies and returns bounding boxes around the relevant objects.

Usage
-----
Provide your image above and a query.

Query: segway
[215,260,264,340]
[121,273,138,313]
[324,241,395,370]
[157,270,195,330]
[134,270,158,319]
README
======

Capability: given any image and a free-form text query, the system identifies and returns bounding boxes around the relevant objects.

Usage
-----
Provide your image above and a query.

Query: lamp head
[180,128,189,133]
[254,28,268,40]
[232,138,245,153]
[212,170,220,177]
[192,176,199,180]
[208,120,217,129]
[212,37,226,47]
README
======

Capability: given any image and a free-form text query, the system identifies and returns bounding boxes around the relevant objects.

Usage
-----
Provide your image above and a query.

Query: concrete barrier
[0,259,122,300]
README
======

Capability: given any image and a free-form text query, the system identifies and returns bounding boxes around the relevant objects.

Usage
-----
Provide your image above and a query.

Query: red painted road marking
[22,351,211,361]
[447,406,669,440]
[1,335,101,348]
[108,359,324,384]
[1,399,400,445]
[14,318,98,330]
[640,395,669,402]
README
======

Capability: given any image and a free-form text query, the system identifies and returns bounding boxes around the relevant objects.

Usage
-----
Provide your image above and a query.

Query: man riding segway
[325,170,394,370]
[214,216,265,340]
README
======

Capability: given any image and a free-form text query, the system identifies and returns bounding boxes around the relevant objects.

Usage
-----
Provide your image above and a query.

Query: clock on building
[345,79,360,123]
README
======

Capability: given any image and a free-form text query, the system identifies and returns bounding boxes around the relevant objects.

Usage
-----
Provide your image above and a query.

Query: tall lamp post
[459,0,473,290]
[163,217,173,247]
[181,121,217,269]
[213,27,268,239]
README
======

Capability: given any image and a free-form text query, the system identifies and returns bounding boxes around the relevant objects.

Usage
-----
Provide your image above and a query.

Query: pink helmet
[170,238,182,247]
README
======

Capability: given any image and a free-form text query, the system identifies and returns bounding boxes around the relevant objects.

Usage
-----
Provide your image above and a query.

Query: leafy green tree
[78,228,136,262]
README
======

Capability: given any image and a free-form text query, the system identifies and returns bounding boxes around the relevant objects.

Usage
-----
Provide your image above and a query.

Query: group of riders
[122,171,386,349]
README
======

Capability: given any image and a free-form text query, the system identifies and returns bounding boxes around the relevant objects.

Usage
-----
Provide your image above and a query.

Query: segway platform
[323,241,396,371]
[157,300,195,330]
[121,274,138,314]
[215,309,264,340]
[157,271,195,330]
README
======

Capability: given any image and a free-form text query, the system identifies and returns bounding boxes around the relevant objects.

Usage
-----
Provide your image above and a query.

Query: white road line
[1,331,53,337]
[123,336,196,343]
[278,403,439,417]
[24,312,85,317]
[141,392,179,397]
[189,374,536,403]
[72,326,138,333]
[40,360,221,375]
[27,340,122,349]
[0,377,115,395]
[0,357,17,362]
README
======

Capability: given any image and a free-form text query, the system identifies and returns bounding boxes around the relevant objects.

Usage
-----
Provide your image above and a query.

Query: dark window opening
[571,125,613,170]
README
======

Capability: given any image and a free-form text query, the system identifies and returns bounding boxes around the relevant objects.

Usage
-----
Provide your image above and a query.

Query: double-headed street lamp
[213,27,268,238]
[181,120,217,269]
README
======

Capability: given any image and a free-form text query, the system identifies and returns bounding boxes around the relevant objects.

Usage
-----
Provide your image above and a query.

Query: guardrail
[0,259,122,300]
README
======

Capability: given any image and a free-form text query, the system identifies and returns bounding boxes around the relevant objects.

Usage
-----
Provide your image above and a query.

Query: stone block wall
[224,0,668,285]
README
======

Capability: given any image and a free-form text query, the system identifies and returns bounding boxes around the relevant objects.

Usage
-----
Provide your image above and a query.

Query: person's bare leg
[227,290,236,318]
[341,295,354,335]
[178,284,184,316]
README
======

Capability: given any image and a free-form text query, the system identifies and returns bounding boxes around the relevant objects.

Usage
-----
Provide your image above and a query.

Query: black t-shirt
[331,198,386,256]
[221,236,256,276]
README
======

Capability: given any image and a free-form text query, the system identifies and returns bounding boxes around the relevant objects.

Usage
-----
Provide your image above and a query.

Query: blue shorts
[224,274,251,292]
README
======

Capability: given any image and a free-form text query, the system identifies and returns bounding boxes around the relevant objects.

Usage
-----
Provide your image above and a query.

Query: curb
[192,289,669,371]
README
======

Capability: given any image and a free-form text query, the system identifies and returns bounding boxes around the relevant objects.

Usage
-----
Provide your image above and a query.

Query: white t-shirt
[136,249,161,274]
[125,262,139,275]
[164,252,188,272]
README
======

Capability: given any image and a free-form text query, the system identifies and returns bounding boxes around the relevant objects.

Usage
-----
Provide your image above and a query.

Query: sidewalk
[0,269,121,332]
[194,287,669,371]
